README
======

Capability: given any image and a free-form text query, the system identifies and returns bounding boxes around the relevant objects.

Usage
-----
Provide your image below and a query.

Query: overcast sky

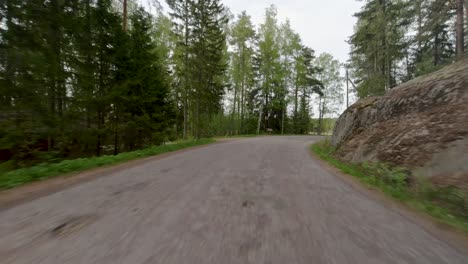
[222,0,363,63]
[155,0,364,63]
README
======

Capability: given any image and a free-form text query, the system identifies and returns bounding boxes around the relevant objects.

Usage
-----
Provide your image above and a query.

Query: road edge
[309,147,468,255]
[0,140,227,211]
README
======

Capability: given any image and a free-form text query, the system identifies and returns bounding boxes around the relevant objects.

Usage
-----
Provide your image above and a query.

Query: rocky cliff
[331,59,468,185]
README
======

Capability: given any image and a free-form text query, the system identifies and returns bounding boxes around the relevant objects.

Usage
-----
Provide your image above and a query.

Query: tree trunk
[237,91,241,134]
[195,52,203,139]
[346,69,349,108]
[434,33,440,66]
[465,0,468,62]
[257,84,266,135]
[281,105,285,135]
[306,87,311,133]
[456,0,465,59]
[113,104,119,155]
[257,100,263,135]
[416,0,423,56]
[4,0,13,107]
[318,97,323,135]
[231,83,237,136]
[183,93,188,138]
[48,0,65,151]
[380,0,387,90]
[96,67,103,157]
[183,0,190,139]
[240,76,245,135]
[240,45,246,134]
[96,29,105,156]
[465,0,468,40]
[123,0,128,31]
[264,77,270,133]
[405,48,411,81]
[84,0,92,154]
[293,82,298,133]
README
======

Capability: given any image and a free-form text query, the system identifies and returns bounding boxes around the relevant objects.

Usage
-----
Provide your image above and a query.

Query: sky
[222,0,364,63]
[154,0,364,63]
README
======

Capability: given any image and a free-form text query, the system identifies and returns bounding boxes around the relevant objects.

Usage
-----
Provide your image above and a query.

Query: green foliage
[165,3,329,138]
[116,8,175,149]
[292,45,324,135]
[349,0,460,98]
[315,53,343,135]
[228,11,256,135]
[312,140,468,233]
[310,118,336,135]
[243,5,324,136]
[167,0,228,139]
[0,139,214,190]
[362,162,408,191]
[415,181,467,219]
[0,1,174,162]
[1,0,346,173]
[255,5,283,134]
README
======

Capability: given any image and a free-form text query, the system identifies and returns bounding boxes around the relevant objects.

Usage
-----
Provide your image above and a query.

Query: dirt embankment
[331,59,468,187]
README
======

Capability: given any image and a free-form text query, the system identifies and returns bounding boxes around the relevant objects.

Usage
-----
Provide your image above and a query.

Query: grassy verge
[312,140,468,234]
[0,139,215,190]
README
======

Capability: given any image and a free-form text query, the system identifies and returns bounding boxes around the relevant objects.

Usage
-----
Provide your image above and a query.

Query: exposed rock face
[331,59,468,185]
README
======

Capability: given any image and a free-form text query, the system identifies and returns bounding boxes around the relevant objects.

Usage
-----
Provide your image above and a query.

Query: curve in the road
[0,136,467,264]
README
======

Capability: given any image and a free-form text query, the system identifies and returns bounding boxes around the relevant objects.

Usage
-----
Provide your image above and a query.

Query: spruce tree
[119,8,174,149]
[189,0,228,138]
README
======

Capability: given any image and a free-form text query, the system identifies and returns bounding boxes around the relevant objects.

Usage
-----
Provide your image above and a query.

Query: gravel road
[1,136,467,264]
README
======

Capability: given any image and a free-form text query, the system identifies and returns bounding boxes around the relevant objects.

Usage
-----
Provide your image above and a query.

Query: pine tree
[349,0,412,98]
[349,0,468,99]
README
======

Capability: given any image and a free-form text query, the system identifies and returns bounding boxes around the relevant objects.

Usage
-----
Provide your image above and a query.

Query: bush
[362,162,408,189]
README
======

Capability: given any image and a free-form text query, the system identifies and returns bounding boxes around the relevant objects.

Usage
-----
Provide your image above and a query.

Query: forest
[0,0,466,167]
[349,0,467,97]
[0,0,344,166]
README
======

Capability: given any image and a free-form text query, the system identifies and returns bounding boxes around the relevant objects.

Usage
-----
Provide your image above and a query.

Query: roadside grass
[312,139,468,234]
[0,139,215,190]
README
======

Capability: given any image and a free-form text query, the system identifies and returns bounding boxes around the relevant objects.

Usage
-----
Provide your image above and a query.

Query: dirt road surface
[1,136,467,263]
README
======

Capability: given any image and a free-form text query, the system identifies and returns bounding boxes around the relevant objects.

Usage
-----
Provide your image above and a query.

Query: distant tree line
[167,4,344,138]
[0,0,344,167]
[349,0,467,98]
